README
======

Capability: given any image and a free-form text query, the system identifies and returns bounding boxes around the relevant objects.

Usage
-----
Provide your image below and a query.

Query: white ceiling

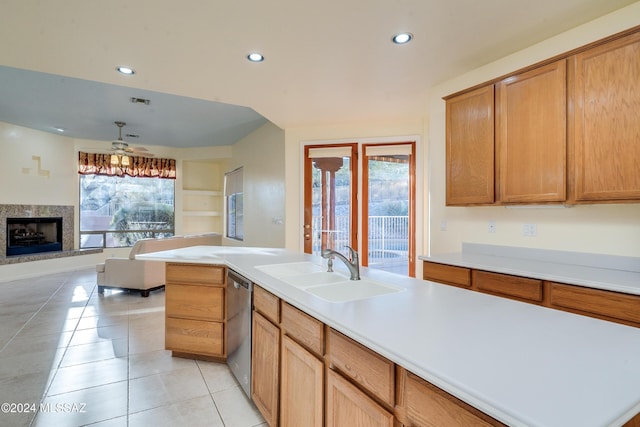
[0,0,637,148]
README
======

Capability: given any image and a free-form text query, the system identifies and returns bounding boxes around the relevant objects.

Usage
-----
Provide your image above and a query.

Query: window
[225,167,244,240]
[78,152,177,248]
[79,175,175,248]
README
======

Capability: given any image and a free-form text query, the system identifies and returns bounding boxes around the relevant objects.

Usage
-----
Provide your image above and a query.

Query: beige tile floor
[0,268,266,427]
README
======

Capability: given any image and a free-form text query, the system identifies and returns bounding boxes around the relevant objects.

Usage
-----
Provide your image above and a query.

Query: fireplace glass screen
[6,217,63,256]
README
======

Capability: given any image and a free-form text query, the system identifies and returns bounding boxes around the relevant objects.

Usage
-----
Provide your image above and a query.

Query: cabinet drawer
[166,283,225,321]
[400,369,504,427]
[473,270,543,302]
[165,317,224,357]
[166,263,225,285]
[281,302,324,357]
[254,285,280,324]
[423,261,471,288]
[549,283,640,326]
[328,329,394,407]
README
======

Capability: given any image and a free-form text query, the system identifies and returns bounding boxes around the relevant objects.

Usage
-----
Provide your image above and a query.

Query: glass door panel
[362,143,415,277]
[303,144,357,257]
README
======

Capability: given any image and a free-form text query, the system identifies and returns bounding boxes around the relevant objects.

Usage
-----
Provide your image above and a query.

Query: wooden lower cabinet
[473,270,543,303]
[250,285,517,427]
[423,261,471,288]
[280,334,324,427]
[251,311,279,427]
[326,369,394,427]
[548,282,640,327]
[165,263,226,359]
[423,261,640,328]
[165,317,224,356]
[397,368,505,427]
[328,328,395,407]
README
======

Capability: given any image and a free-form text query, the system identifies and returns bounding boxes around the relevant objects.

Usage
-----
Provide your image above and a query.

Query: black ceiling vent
[130,97,150,105]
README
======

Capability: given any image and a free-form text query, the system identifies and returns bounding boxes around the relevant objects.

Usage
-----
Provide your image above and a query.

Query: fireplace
[6,217,63,256]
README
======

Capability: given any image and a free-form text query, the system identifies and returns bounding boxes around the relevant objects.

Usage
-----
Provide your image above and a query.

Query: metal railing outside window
[311,215,409,268]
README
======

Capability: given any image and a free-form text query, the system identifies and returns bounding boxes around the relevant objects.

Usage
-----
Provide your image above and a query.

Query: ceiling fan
[109,121,152,157]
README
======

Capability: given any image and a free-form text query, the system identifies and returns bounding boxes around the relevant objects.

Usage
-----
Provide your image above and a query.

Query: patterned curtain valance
[78,152,176,179]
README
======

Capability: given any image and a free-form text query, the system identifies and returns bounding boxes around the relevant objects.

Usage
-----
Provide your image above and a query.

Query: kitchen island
[137,245,640,427]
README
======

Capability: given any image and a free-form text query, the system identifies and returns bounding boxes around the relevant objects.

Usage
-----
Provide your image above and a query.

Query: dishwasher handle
[228,270,253,291]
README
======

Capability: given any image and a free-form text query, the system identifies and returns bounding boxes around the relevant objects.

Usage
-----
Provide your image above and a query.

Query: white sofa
[96,233,222,297]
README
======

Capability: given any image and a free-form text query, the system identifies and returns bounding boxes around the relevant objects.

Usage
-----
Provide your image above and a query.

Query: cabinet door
[280,335,323,427]
[399,369,504,427]
[326,369,394,427]
[496,60,566,203]
[570,31,640,202]
[251,311,280,427]
[445,85,495,205]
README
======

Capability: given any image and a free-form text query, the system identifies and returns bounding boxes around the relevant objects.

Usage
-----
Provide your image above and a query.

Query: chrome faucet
[321,246,360,280]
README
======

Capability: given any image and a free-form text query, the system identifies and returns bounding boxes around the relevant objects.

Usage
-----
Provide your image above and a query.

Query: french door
[303,142,415,277]
[303,144,358,257]
[362,143,415,277]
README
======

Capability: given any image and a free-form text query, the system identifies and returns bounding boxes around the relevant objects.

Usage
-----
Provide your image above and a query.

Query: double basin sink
[255,261,403,303]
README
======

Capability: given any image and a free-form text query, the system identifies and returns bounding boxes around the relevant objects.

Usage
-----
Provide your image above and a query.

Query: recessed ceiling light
[52,127,65,133]
[116,66,135,75]
[247,53,264,62]
[392,32,413,45]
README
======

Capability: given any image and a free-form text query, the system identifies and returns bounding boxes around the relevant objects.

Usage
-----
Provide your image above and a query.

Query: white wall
[428,3,640,257]
[223,121,286,248]
[0,122,77,206]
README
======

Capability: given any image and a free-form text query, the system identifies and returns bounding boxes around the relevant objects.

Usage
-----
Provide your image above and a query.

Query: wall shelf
[181,160,226,235]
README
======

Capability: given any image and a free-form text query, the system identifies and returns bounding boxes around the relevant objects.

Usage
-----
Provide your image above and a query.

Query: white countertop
[420,244,640,296]
[137,245,640,427]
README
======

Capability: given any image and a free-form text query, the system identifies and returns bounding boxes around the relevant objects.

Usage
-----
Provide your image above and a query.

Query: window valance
[78,152,176,179]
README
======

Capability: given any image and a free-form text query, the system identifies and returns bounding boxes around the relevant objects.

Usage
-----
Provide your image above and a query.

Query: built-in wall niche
[182,160,225,235]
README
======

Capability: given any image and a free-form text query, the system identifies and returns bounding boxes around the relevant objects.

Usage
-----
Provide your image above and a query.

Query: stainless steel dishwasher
[226,269,253,398]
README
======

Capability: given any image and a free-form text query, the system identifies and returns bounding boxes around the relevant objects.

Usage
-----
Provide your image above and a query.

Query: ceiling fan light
[110,154,119,165]
[121,155,130,166]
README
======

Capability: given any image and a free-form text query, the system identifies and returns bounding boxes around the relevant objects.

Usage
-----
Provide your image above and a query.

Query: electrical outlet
[523,223,537,237]
[440,220,447,231]
[488,220,496,233]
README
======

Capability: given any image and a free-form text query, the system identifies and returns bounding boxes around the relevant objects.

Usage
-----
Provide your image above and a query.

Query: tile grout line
[28,272,90,427]
[0,277,70,354]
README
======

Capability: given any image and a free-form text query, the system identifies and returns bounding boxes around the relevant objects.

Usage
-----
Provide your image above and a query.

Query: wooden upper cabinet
[445,85,495,205]
[496,60,567,203]
[569,31,640,202]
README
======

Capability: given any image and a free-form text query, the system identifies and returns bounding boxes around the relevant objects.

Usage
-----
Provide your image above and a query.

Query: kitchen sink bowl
[305,279,403,303]
[254,261,325,277]
[255,262,348,288]
[281,272,349,288]
[255,261,404,301]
